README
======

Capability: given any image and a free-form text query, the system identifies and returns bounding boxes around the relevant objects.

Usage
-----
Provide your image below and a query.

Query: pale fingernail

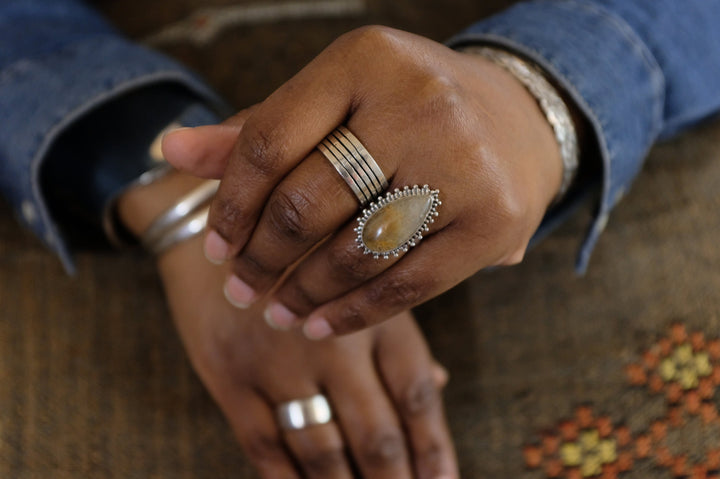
[224,275,257,309]
[264,302,298,330]
[303,317,334,340]
[204,230,230,264]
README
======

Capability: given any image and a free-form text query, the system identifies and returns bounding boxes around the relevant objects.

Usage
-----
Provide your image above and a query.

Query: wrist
[466,47,578,203]
[461,50,564,208]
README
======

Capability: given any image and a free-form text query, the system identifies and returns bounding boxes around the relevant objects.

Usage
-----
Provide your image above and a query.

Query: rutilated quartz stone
[361,194,434,253]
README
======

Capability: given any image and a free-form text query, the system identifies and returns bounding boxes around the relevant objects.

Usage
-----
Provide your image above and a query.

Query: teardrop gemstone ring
[355,185,441,259]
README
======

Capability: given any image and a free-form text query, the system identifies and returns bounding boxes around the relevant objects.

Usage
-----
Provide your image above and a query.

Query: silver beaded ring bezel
[355,184,441,259]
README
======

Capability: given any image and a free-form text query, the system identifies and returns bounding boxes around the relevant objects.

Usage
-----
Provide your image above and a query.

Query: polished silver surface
[317,140,371,204]
[148,205,210,255]
[142,180,219,248]
[276,394,333,431]
[317,126,388,205]
[335,126,388,192]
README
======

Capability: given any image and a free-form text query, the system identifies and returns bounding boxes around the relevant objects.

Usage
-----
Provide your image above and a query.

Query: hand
[117,173,457,478]
[157,235,457,478]
[163,26,563,339]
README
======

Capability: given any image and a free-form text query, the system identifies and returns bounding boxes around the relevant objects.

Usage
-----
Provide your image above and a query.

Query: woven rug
[2,1,720,477]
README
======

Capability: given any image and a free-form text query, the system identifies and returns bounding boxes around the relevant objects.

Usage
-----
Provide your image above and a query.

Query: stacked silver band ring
[317,126,388,205]
[276,394,333,431]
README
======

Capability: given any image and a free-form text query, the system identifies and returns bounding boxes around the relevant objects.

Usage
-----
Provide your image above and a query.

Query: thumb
[162,105,257,178]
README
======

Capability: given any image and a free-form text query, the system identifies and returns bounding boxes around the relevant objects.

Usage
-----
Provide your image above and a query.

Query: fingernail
[264,302,298,330]
[223,275,257,309]
[303,317,334,340]
[204,230,230,264]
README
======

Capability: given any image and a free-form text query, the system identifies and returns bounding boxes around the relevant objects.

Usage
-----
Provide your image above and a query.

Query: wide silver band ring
[276,394,333,431]
[317,126,388,206]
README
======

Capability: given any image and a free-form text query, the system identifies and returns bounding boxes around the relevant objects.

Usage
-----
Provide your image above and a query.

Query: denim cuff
[0,35,228,273]
[447,0,665,273]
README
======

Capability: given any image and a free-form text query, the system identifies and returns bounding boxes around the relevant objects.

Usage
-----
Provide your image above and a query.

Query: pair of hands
[137,25,566,478]
[163,25,564,340]
[118,167,458,477]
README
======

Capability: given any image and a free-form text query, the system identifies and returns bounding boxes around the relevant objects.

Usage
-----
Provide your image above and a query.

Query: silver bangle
[462,46,579,202]
[102,122,183,248]
[146,205,210,256]
[141,180,219,249]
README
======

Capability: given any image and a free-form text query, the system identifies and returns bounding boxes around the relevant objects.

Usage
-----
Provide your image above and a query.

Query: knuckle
[266,188,316,243]
[416,441,446,476]
[366,271,433,309]
[243,431,287,464]
[235,250,279,281]
[213,195,248,240]
[418,73,466,123]
[195,323,244,379]
[337,25,399,52]
[496,187,527,227]
[328,241,374,282]
[492,187,531,254]
[300,447,346,474]
[502,247,526,266]
[283,282,320,314]
[360,431,406,468]
[241,127,286,177]
[399,376,439,417]
[332,305,368,335]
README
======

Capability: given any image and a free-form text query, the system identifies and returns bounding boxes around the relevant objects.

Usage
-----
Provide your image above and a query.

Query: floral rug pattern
[523,324,720,479]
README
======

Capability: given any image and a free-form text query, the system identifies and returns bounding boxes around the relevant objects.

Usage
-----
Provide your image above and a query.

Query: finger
[223,110,409,310]
[204,47,357,264]
[162,106,258,178]
[376,313,458,479]
[264,187,451,328]
[302,223,489,338]
[222,150,360,308]
[283,421,354,479]
[265,383,355,478]
[218,389,301,479]
[325,352,414,479]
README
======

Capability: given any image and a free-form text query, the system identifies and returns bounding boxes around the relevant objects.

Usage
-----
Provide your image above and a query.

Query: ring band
[317,126,388,205]
[277,394,333,431]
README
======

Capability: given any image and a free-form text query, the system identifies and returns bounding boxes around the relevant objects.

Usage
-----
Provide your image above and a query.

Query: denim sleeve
[448,0,720,273]
[0,0,226,273]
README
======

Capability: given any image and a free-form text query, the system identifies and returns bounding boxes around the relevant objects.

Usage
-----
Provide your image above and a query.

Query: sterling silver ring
[356,185,441,259]
[317,126,388,205]
[276,394,333,431]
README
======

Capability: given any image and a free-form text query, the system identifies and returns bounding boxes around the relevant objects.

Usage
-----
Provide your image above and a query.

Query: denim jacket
[2,0,719,273]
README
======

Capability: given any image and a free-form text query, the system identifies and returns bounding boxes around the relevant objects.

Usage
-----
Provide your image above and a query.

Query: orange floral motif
[523,406,634,478]
[625,323,720,422]
[623,324,720,478]
[524,323,720,479]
